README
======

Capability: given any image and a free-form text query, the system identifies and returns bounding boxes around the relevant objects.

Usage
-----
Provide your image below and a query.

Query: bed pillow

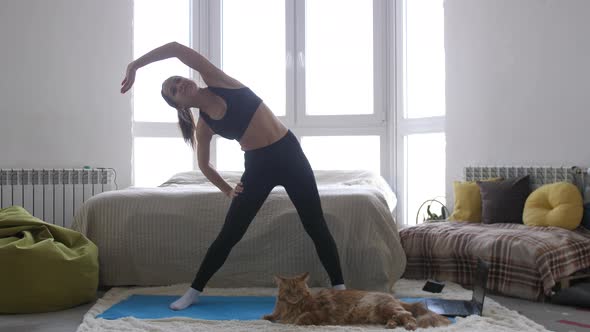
[523,182,583,230]
[477,175,531,224]
[449,178,502,222]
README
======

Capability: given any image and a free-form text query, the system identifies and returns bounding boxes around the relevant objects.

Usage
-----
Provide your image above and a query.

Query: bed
[72,170,406,292]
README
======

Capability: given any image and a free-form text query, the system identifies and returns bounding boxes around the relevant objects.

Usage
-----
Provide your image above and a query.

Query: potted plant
[416,198,450,224]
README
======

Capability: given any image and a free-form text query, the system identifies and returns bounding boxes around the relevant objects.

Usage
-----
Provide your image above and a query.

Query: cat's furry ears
[273,272,310,284]
[273,275,284,285]
[297,272,310,282]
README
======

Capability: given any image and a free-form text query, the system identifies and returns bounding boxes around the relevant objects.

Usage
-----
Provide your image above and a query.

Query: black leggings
[191,130,344,291]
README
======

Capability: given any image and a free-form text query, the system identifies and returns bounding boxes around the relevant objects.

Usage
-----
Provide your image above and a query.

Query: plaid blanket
[400,222,590,300]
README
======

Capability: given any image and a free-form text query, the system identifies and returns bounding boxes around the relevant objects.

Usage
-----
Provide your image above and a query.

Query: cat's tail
[400,301,451,328]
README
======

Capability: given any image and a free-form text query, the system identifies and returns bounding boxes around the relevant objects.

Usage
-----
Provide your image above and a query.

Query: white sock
[333,284,346,290]
[169,287,201,310]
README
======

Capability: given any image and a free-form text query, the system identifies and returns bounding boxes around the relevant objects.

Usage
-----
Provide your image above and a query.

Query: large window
[215,0,386,176]
[132,0,446,226]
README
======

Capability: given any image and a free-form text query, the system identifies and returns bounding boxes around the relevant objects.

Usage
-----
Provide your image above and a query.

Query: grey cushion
[582,204,590,229]
[477,175,531,224]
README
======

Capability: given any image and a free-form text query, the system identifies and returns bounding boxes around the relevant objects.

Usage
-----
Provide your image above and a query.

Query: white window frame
[203,0,393,177]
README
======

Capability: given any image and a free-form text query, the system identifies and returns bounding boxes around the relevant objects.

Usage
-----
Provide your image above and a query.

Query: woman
[121,41,345,311]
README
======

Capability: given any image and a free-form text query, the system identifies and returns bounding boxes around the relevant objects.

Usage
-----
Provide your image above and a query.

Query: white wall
[3,1,589,199]
[0,0,133,188]
[445,0,590,203]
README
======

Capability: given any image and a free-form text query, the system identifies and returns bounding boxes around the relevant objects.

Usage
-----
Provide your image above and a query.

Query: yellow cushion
[523,182,583,230]
[449,178,502,222]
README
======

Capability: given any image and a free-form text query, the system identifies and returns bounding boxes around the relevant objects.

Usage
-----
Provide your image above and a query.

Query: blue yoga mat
[97,295,276,320]
[97,295,455,323]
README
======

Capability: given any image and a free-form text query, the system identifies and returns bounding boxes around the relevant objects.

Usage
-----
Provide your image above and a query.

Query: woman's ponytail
[161,90,196,150]
[176,108,196,150]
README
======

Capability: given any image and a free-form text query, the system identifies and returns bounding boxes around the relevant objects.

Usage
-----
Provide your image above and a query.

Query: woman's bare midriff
[238,102,289,151]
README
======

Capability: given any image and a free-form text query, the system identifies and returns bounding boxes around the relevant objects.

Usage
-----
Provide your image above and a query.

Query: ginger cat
[263,273,451,330]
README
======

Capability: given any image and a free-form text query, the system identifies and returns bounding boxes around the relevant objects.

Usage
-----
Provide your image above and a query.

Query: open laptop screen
[472,258,490,312]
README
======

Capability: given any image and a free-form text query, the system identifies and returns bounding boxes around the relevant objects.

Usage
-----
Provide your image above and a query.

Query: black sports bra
[199,86,262,141]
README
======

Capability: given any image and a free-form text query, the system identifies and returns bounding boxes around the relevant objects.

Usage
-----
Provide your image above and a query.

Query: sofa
[400,166,590,301]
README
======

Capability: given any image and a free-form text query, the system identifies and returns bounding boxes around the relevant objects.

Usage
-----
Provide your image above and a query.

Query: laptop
[424,258,490,317]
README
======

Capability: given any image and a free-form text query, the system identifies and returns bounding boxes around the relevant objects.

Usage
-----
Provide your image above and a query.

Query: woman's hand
[225,182,244,198]
[120,62,137,94]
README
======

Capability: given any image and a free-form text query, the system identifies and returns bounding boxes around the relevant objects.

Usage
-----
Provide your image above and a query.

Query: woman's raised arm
[121,41,237,93]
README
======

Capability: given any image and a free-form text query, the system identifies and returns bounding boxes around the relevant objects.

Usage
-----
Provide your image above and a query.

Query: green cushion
[0,206,98,313]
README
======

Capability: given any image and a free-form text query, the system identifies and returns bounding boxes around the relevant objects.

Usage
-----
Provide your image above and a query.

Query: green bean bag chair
[0,206,98,313]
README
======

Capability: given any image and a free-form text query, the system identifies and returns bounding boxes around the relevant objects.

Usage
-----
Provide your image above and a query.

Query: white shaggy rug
[76,279,550,332]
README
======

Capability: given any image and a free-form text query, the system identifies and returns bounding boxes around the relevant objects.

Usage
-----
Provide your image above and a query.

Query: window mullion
[205,0,221,168]
[294,0,306,126]
[134,122,183,137]
[386,0,398,202]
[374,0,387,125]
[397,116,445,136]
[191,0,201,171]
[285,0,296,128]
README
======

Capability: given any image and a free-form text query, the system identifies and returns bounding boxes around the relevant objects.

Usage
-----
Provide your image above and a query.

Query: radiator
[0,168,117,228]
[464,166,585,191]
